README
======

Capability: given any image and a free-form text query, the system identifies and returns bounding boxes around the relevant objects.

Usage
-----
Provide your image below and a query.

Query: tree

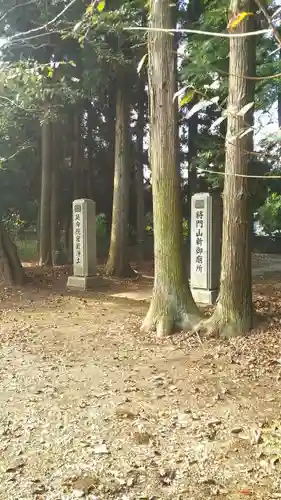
[204,0,256,337]
[105,81,134,277]
[142,0,201,337]
[135,77,146,263]
[39,115,53,267]
[0,223,26,285]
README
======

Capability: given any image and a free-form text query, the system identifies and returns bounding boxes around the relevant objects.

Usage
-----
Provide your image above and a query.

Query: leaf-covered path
[1,267,281,499]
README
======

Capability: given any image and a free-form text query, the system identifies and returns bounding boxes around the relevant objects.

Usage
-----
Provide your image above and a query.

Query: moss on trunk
[203,0,256,338]
[142,0,201,337]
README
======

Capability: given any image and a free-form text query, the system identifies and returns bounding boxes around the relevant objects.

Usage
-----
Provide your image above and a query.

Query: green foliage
[0,0,279,250]
[2,211,24,240]
[258,193,281,235]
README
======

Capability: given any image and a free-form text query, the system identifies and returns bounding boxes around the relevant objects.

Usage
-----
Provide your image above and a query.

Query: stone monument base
[67,275,103,291]
[191,288,218,306]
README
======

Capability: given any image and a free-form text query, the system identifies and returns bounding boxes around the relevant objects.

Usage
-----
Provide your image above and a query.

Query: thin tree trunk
[39,117,52,267]
[72,109,83,200]
[142,0,200,337]
[51,166,59,266]
[105,83,133,277]
[277,51,281,128]
[135,79,145,263]
[51,126,61,266]
[186,0,202,271]
[86,101,94,200]
[187,98,198,273]
[206,0,256,337]
[105,83,117,232]
[0,223,26,285]
[187,103,198,199]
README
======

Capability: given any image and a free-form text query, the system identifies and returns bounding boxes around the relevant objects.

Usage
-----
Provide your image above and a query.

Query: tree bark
[278,51,281,128]
[72,109,83,200]
[142,0,201,337]
[39,117,52,267]
[104,83,116,232]
[50,123,61,266]
[105,83,133,277]
[206,0,256,337]
[135,79,146,263]
[187,97,199,273]
[86,100,94,200]
[0,223,26,285]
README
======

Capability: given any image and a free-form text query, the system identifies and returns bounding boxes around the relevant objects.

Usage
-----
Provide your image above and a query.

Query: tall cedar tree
[105,81,133,277]
[205,0,256,337]
[142,0,200,337]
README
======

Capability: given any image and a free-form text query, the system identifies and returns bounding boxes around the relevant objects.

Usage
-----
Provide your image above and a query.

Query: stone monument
[190,192,221,305]
[67,199,97,291]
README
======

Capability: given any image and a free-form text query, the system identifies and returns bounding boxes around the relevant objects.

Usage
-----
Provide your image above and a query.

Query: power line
[125,26,272,38]
[199,169,281,179]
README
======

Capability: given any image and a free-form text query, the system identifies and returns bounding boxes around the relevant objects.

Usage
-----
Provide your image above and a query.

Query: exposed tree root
[105,261,136,278]
[194,304,252,340]
[141,295,202,338]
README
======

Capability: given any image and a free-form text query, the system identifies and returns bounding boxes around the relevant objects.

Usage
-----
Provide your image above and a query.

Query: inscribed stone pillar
[190,193,221,305]
[67,199,97,290]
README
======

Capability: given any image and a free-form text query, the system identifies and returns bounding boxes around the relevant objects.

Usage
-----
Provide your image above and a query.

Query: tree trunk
[0,223,26,285]
[187,97,199,274]
[142,0,201,337]
[104,84,116,232]
[105,83,133,277]
[277,51,281,128]
[135,79,146,263]
[72,109,84,200]
[51,124,61,267]
[39,117,52,267]
[51,166,59,266]
[278,92,281,129]
[86,100,94,200]
[207,0,256,337]
[186,0,202,273]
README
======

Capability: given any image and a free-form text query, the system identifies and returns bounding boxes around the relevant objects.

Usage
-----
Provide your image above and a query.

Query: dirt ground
[1,256,281,500]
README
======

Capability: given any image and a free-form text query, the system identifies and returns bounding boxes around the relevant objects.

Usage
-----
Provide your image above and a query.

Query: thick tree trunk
[105,83,133,277]
[207,0,256,337]
[142,0,201,337]
[135,79,145,263]
[0,223,26,285]
[39,117,52,267]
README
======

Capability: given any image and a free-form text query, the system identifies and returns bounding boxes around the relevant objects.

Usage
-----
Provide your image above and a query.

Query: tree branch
[0,0,37,24]
[254,0,281,48]
[9,0,77,41]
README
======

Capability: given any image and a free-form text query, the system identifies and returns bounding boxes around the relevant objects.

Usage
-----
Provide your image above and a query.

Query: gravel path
[1,269,281,499]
